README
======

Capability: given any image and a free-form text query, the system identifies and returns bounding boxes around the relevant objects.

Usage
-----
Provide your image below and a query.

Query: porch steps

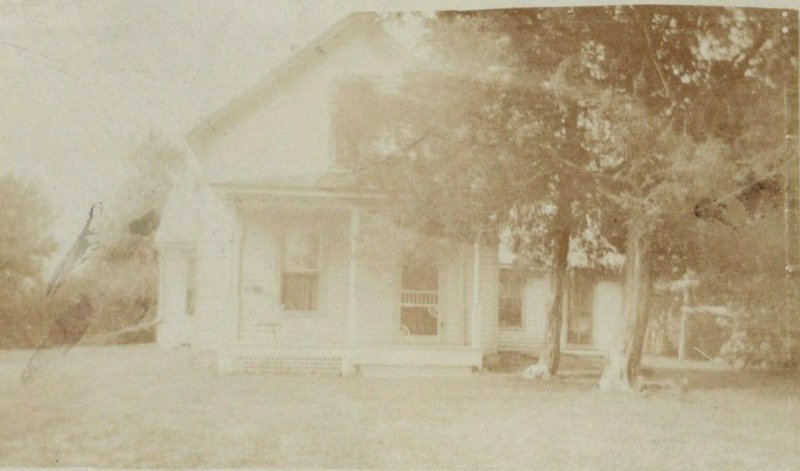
[219,345,483,376]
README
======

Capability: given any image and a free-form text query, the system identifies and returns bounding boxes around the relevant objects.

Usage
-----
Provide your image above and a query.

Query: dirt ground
[1,345,798,469]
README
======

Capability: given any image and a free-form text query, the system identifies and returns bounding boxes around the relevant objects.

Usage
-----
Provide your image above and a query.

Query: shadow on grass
[651,367,799,391]
[489,351,799,393]
[488,351,603,374]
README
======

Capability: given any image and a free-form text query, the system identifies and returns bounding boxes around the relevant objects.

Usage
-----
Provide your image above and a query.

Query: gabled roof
[186,12,416,157]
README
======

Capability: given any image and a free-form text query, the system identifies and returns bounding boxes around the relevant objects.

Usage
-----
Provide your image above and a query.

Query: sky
[0,0,375,258]
[0,0,791,263]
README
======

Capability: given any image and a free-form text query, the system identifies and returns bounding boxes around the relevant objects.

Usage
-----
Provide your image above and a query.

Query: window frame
[280,229,322,314]
[498,268,525,329]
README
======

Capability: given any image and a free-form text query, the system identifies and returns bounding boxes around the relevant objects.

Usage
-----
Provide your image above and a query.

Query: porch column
[347,209,360,345]
[342,208,360,376]
[471,239,482,349]
[220,200,242,373]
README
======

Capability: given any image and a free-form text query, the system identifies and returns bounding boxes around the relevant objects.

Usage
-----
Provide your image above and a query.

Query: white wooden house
[496,248,624,355]
[154,13,500,377]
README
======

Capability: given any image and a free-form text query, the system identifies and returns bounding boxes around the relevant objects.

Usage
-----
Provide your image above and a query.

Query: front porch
[207,180,499,376]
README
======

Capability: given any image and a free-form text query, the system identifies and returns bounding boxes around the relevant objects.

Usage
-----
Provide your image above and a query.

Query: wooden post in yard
[678,288,689,363]
[471,236,482,350]
[347,208,360,344]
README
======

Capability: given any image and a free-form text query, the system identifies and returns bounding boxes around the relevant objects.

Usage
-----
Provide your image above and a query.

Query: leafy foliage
[6,134,188,349]
[0,175,57,348]
[370,6,798,380]
[78,134,187,343]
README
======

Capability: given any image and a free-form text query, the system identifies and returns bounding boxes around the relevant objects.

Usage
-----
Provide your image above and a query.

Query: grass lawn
[1,345,798,469]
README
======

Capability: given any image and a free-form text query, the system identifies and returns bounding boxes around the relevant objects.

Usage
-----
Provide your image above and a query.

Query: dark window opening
[499,269,524,328]
[281,232,320,312]
[567,272,594,345]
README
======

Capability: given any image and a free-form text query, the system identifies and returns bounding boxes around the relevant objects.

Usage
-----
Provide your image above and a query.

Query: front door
[399,254,440,342]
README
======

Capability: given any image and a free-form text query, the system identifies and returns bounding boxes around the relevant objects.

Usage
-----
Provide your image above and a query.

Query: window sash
[499,296,522,327]
[281,273,319,311]
[280,229,321,312]
[283,232,320,273]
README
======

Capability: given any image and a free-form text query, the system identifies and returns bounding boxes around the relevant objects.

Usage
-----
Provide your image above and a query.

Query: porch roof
[213,170,361,190]
[209,169,387,203]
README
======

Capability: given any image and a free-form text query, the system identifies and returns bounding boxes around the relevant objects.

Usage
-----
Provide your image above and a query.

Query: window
[281,231,320,311]
[186,255,197,317]
[499,269,524,328]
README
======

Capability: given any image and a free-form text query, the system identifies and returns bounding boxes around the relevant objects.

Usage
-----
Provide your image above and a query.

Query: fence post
[678,288,689,362]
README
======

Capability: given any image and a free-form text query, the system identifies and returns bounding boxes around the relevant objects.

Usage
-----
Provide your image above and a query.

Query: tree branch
[79,319,161,344]
[355,128,442,173]
[538,149,642,207]
[629,6,671,99]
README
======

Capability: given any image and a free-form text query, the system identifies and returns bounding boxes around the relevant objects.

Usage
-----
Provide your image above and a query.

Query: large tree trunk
[532,185,572,379]
[599,223,653,391]
[535,226,571,378]
[526,102,584,380]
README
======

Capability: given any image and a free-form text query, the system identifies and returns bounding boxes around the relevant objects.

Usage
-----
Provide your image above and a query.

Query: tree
[369,6,797,388]
[356,12,633,377]
[71,134,188,343]
[0,174,57,348]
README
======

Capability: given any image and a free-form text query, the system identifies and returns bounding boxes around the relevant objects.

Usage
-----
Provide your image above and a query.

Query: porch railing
[400,290,438,308]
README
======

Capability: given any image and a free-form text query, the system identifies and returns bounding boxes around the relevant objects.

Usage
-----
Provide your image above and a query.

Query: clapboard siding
[355,238,399,346]
[235,209,348,346]
[463,244,501,353]
[479,244,499,352]
[440,247,467,346]
[155,248,195,347]
[193,187,238,349]
[226,209,488,349]
[497,273,624,355]
[160,195,500,353]
[591,280,624,351]
[199,31,413,182]
[498,276,549,354]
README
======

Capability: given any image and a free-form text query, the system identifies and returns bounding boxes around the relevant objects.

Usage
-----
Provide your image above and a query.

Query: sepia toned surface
[1,1,799,469]
[1,346,798,468]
